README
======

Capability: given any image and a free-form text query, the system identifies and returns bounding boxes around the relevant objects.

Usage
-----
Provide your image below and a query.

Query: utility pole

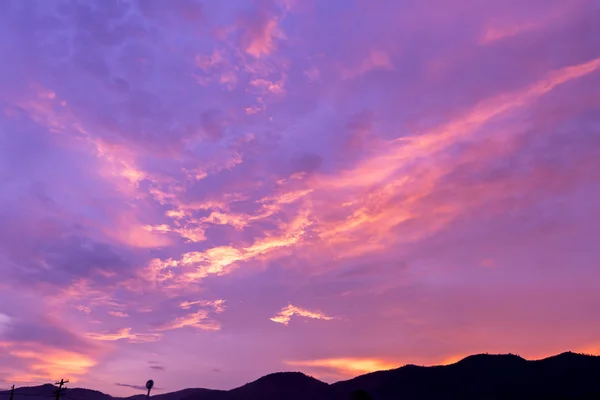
[9,385,14,400]
[54,379,69,400]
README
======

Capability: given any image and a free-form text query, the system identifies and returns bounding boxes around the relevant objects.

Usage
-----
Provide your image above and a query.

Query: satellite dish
[146,380,154,390]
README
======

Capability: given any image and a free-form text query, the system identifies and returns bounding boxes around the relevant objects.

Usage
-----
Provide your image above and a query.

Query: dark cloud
[114,383,146,391]
[115,383,163,391]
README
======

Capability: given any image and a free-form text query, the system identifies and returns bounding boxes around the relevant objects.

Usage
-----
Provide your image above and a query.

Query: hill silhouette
[225,372,330,400]
[2,352,600,400]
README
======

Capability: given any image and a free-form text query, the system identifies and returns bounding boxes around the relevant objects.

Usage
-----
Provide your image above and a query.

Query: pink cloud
[270,305,335,325]
[341,49,394,79]
[245,18,284,58]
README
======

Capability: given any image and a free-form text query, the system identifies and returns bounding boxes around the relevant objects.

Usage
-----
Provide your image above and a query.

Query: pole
[54,379,69,400]
[9,385,14,400]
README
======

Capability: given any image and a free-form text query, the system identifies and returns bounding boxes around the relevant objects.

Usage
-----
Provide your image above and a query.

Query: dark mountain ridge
[2,351,600,400]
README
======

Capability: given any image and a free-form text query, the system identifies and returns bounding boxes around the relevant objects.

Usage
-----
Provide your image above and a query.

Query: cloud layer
[0,0,599,395]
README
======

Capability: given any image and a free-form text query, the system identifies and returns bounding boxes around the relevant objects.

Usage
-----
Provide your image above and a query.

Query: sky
[0,0,599,396]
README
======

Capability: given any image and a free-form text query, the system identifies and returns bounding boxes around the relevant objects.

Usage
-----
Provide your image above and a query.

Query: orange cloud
[141,185,311,266]
[254,189,313,219]
[270,305,335,325]
[142,208,311,284]
[153,310,220,332]
[179,299,226,313]
[86,328,162,343]
[286,357,398,378]
[0,341,97,383]
[309,57,600,256]
[143,258,178,284]
[165,209,188,219]
[181,246,245,281]
[105,219,173,248]
[175,225,207,243]
[201,211,248,230]
[144,222,207,243]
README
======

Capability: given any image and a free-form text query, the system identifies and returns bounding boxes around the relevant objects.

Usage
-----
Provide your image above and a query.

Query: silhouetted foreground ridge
[2,352,600,400]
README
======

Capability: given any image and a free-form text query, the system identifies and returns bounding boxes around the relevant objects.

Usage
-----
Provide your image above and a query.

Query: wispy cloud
[115,383,163,391]
[153,311,220,332]
[0,314,11,335]
[179,299,226,313]
[86,328,162,343]
[270,305,335,325]
[108,311,129,318]
[341,50,394,79]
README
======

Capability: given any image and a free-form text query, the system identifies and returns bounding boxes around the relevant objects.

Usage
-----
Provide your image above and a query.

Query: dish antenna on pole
[146,380,154,399]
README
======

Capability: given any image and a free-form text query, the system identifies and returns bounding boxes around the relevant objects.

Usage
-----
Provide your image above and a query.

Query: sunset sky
[1,0,599,396]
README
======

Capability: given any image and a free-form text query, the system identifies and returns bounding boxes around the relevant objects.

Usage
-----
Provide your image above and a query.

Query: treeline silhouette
[2,352,600,399]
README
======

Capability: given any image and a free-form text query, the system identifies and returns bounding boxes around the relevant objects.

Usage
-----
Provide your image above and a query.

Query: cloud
[244,16,284,58]
[341,49,394,79]
[76,305,92,314]
[141,209,312,284]
[270,305,335,325]
[115,383,147,391]
[153,311,220,332]
[114,382,163,391]
[86,328,162,343]
[480,22,540,44]
[0,314,11,335]
[108,311,129,318]
[478,2,570,45]
[179,300,226,313]
[286,358,399,379]
[0,341,97,383]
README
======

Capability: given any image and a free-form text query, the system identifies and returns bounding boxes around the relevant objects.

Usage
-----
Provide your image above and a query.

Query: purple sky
[1,0,600,396]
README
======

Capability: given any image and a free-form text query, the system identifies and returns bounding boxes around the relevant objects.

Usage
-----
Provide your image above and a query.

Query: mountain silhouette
[2,352,600,400]
[225,372,330,400]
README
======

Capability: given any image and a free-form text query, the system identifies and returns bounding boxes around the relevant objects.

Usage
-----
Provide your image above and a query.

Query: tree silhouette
[350,389,372,400]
